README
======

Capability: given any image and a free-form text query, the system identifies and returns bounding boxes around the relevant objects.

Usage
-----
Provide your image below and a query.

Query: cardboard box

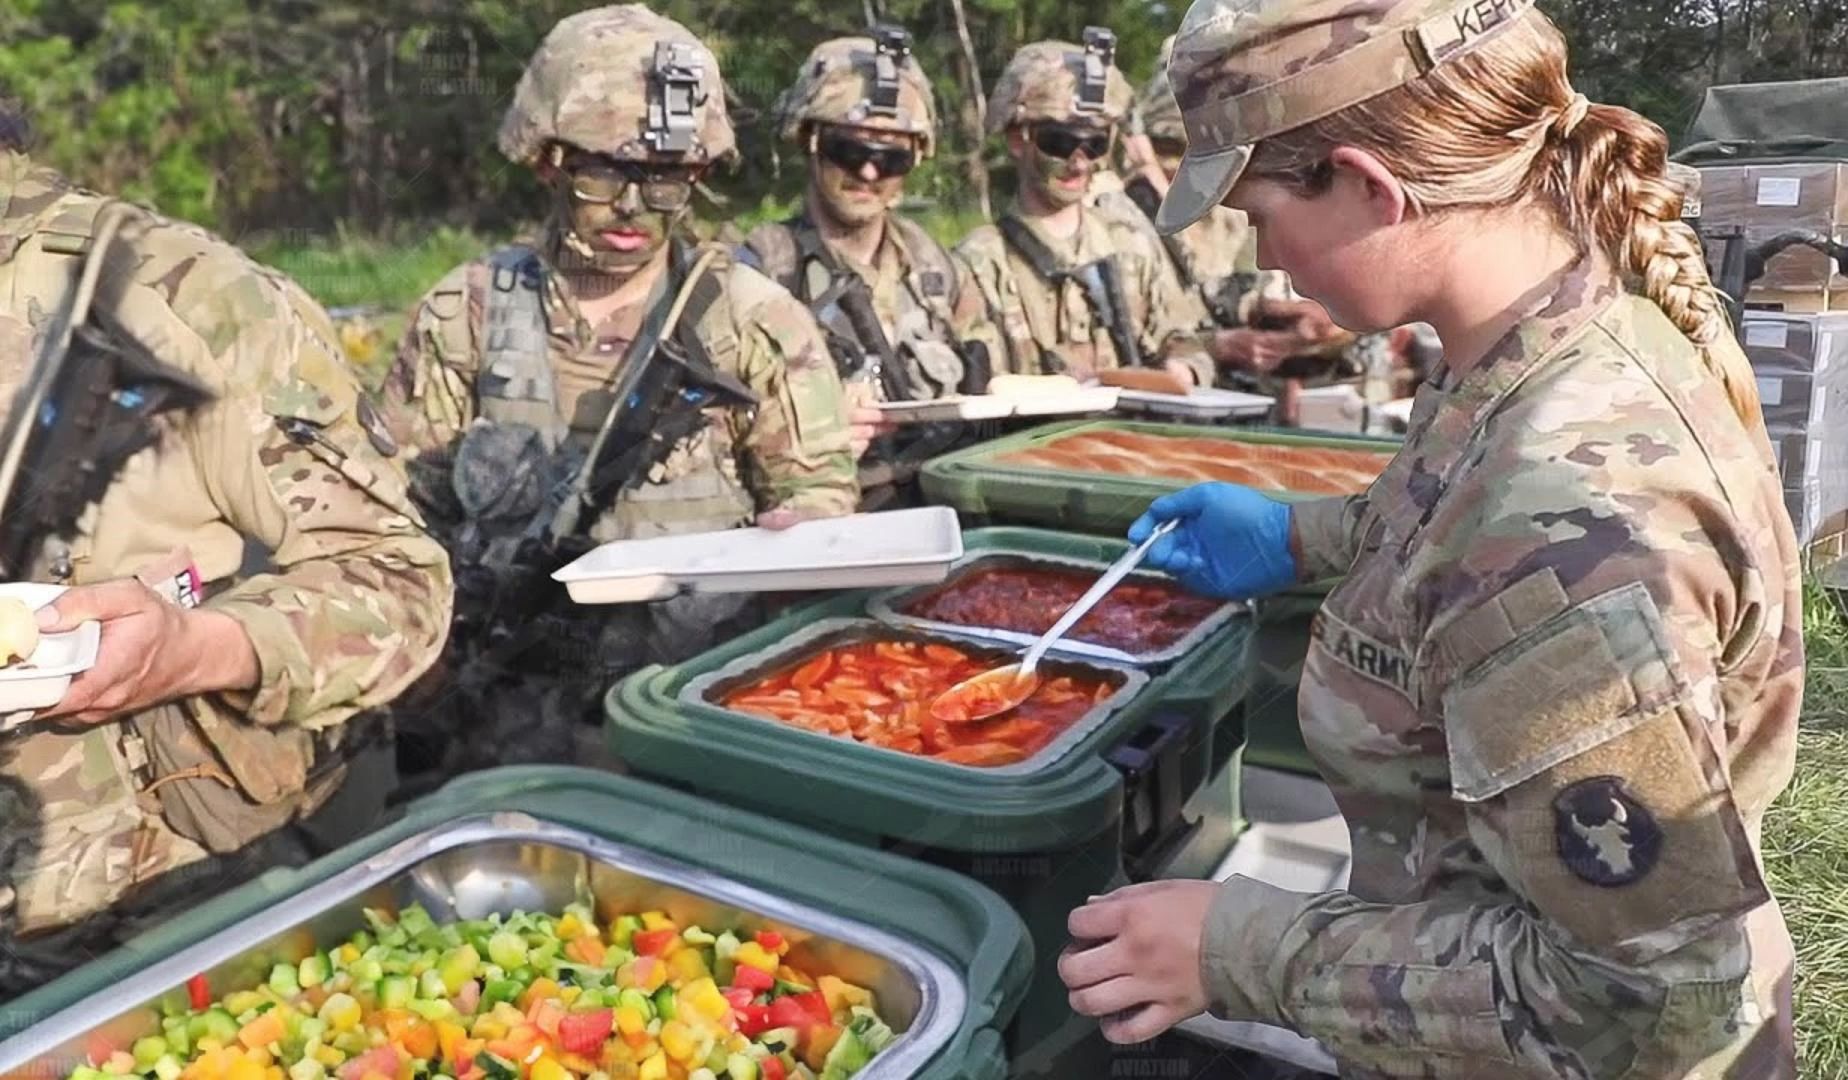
[1741,288,1848,313]
[1742,312,1848,547]
[1699,161,1848,304]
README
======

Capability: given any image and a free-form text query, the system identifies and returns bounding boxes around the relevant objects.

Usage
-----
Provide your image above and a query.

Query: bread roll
[0,597,40,666]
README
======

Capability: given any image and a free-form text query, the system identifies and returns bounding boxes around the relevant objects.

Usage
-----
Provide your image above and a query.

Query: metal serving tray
[681,618,1149,780]
[0,815,966,1080]
[868,552,1245,669]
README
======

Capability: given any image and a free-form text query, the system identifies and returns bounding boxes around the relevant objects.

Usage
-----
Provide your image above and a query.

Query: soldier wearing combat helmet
[0,111,450,994]
[1061,0,1799,1075]
[385,5,857,772]
[741,27,1003,508]
[955,30,1214,391]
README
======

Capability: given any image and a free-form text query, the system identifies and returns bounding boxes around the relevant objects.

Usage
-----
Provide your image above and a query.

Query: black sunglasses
[1032,124,1113,161]
[566,159,698,213]
[816,131,917,178]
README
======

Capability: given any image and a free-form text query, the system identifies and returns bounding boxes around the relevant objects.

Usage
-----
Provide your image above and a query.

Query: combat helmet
[777,27,938,158]
[1132,36,1182,142]
[498,4,735,167]
[986,28,1134,137]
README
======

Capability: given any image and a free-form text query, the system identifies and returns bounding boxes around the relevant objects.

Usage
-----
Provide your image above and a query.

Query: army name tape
[1182,0,1538,157]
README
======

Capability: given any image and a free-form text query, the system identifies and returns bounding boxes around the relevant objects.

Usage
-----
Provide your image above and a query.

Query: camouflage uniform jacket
[740,212,1002,401]
[386,241,858,541]
[1206,259,1800,1078]
[0,153,452,933]
[954,202,1213,385]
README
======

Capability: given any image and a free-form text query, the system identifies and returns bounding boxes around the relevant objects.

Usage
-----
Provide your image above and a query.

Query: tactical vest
[472,243,756,540]
[993,212,1132,374]
[745,215,966,398]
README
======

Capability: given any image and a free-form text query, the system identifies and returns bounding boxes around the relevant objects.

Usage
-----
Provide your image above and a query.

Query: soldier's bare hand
[35,580,259,724]
[1060,880,1217,1044]
[848,405,892,459]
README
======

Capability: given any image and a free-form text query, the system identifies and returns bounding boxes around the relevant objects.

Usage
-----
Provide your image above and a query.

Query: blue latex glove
[1127,483,1297,600]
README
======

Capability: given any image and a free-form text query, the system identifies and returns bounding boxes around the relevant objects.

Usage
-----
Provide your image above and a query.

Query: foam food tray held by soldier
[553,506,964,604]
[1111,386,1275,421]
[872,374,1119,424]
[0,582,102,721]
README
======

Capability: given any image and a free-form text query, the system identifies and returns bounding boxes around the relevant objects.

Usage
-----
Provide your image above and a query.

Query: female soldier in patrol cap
[1059,0,1799,1076]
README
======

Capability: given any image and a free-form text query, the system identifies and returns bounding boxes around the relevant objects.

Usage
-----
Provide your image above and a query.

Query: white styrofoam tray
[875,387,1120,424]
[553,506,965,604]
[0,582,102,722]
[1113,386,1274,420]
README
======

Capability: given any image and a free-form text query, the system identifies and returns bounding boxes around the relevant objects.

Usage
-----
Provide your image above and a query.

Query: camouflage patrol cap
[498,4,735,167]
[1158,0,1540,233]
[778,33,938,158]
[986,33,1134,137]
[1133,36,1183,142]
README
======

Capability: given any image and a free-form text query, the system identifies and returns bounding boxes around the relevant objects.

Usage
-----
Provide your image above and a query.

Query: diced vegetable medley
[68,905,895,1080]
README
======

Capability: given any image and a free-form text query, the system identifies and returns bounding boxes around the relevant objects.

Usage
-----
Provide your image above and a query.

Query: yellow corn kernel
[528,1058,571,1080]
[223,1056,262,1080]
[470,1017,508,1041]
[559,986,583,1005]
[616,1005,648,1038]
[724,1034,749,1055]
[639,913,674,933]
[337,945,361,966]
[637,1052,668,1080]
[731,943,776,974]
[556,914,583,940]
[312,1047,345,1069]
[665,950,708,985]
[195,1040,226,1056]
[658,1022,697,1065]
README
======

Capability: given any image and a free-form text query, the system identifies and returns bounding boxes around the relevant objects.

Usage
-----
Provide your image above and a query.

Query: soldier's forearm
[1200,876,1715,1076]
[1289,494,1367,581]
[183,608,261,695]
[208,537,454,727]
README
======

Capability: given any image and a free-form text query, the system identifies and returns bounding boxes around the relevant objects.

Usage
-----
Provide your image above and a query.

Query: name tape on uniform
[1415,0,1536,68]
[1312,609,1414,699]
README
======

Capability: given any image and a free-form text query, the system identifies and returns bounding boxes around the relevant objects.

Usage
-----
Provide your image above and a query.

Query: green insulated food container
[0,767,1033,1080]
[918,418,1401,535]
[607,531,1254,1079]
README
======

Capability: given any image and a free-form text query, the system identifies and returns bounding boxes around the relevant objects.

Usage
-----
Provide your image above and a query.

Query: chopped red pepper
[631,929,678,958]
[720,987,755,1010]
[556,1009,613,1056]
[187,974,211,1012]
[754,931,784,952]
[730,964,775,994]
[734,1003,774,1038]
[762,1058,788,1080]
[768,991,831,1031]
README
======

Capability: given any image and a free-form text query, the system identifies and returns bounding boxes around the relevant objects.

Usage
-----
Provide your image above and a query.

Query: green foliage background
[12,0,1843,242]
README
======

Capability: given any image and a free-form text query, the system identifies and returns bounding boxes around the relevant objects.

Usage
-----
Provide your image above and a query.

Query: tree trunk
[945,0,992,218]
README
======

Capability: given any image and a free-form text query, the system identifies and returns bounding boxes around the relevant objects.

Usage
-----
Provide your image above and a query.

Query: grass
[256,210,984,385]
[251,225,501,316]
[1767,582,1848,1074]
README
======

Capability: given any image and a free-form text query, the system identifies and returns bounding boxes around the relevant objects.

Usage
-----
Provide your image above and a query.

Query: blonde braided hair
[1246,14,1759,431]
